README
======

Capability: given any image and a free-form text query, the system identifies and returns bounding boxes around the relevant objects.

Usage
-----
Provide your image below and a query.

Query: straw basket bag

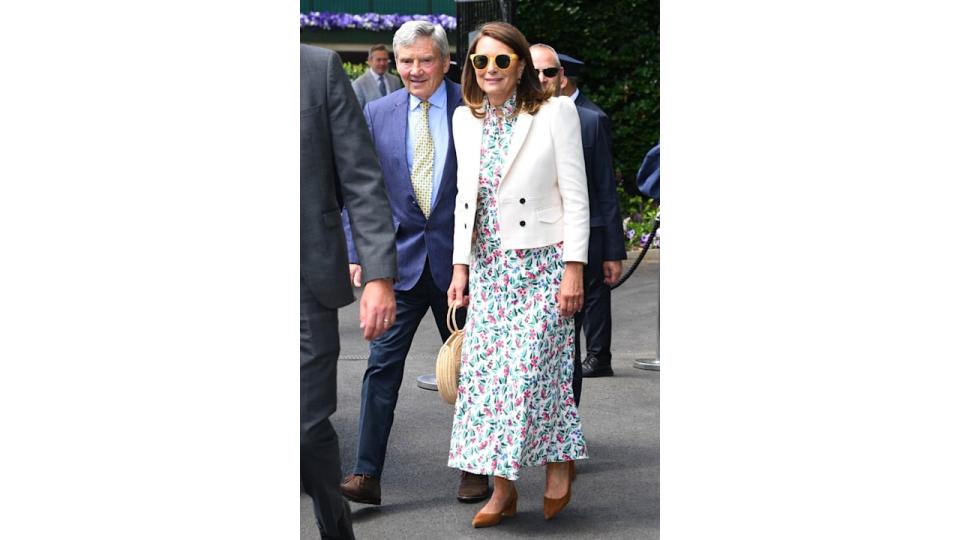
[435,304,464,404]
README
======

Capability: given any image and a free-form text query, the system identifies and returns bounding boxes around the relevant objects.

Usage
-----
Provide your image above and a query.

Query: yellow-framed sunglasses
[469,53,519,70]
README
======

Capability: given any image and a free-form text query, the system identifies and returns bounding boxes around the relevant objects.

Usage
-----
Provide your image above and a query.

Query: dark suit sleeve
[591,112,627,261]
[338,101,382,266]
[325,53,396,283]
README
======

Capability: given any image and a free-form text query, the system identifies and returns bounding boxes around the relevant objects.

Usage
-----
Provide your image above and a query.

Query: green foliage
[342,61,367,80]
[342,62,400,81]
[516,0,659,249]
[619,185,659,246]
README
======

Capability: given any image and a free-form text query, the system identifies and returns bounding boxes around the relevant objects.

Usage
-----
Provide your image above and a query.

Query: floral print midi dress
[447,95,588,481]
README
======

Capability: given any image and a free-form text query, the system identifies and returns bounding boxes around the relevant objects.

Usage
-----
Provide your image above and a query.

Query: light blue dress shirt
[406,82,448,211]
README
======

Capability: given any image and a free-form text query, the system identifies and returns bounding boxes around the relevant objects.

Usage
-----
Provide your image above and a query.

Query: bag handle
[447,303,461,334]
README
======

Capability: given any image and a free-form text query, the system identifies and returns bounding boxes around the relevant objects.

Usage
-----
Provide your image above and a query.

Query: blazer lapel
[498,111,532,191]
[390,92,417,205]
[437,81,461,198]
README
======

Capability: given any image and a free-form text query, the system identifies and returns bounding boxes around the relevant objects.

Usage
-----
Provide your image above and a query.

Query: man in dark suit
[555,51,624,380]
[557,54,610,129]
[300,44,398,540]
[533,45,625,400]
[338,21,491,506]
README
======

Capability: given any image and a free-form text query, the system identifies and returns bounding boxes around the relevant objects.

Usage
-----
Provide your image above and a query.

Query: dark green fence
[300,1,455,14]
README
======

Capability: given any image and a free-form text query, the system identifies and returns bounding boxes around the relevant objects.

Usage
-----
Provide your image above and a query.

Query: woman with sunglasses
[446,22,590,528]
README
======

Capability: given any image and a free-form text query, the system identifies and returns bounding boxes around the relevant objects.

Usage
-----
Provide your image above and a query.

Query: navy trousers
[573,227,613,405]
[353,263,465,477]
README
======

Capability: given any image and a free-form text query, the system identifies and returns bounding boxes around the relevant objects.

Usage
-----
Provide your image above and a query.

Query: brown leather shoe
[457,471,492,503]
[340,474,381,505]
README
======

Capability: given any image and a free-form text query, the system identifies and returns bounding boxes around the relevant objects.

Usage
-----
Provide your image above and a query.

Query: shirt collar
[408,81,447,112]
[569,88,580,102]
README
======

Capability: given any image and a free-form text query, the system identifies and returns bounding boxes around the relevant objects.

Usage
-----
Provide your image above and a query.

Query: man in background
[300,44,398,540]
[352,44,403,110]
[556,51,624,379]
[533,45,624,401]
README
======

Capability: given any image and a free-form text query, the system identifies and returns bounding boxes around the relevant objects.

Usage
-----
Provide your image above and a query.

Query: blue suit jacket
[343,79,462,291]
[637,143,660,201]
[576,104,627,261]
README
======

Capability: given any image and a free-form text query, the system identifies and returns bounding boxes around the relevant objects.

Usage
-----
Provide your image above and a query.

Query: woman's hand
[558,262,584,318]
[448,264,470,308]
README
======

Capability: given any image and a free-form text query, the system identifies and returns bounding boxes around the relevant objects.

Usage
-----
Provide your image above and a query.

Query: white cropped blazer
[451,96,590,266]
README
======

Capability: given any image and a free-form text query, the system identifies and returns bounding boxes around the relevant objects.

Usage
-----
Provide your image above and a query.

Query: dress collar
[482,91,518,120]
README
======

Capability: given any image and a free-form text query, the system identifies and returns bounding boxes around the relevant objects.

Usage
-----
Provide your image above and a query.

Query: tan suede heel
[543,462,574,520]
[472,488,518,528]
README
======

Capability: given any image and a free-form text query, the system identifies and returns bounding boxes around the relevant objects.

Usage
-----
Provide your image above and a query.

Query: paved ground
[302,255,659,539]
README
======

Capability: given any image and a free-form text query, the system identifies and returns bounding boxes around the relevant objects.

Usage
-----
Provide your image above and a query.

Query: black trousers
[573,228,613,405]
[301,279,355,540]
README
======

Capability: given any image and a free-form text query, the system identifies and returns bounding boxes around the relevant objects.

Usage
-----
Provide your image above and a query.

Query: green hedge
[342,62,369,80]
[516,0,659,248]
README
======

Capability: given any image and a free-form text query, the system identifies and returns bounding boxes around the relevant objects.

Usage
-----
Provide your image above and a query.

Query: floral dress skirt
[447,98,587,481]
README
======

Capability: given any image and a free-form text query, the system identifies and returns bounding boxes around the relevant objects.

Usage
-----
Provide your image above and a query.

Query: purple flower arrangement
[300,12,457,31]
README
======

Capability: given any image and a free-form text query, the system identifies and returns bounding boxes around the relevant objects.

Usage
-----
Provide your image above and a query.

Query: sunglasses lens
[471,55,488,69]
[495,55,512,69]
[543,67,559,77]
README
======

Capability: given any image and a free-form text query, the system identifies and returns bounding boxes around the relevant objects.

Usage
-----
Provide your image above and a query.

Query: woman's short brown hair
[460,22,550,118]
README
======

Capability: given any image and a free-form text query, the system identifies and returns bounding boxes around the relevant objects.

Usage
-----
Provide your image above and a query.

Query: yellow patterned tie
[411,100,434,218]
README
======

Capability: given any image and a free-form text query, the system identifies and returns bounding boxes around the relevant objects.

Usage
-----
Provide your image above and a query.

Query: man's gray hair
[393,20,449,59]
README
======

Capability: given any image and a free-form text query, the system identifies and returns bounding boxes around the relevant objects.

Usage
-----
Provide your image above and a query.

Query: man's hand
[447,264,470,308]
[349,264,363,288]
[602,260,623,286]
[559,262,584,318]
[358,278,396,341]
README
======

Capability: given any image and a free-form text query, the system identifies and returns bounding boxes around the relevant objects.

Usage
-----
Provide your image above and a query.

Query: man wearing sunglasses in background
[559,50,624,380]
[531,44,625,404]
[339,20,492,508]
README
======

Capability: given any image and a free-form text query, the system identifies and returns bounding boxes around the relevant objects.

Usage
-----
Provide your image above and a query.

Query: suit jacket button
[519,220,526,227]
[464,223,467,229]
[464,203,468,209]
[519,198,526,204]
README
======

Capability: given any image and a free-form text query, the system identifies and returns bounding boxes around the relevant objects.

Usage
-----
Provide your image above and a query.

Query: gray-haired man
[339,20,491,508]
